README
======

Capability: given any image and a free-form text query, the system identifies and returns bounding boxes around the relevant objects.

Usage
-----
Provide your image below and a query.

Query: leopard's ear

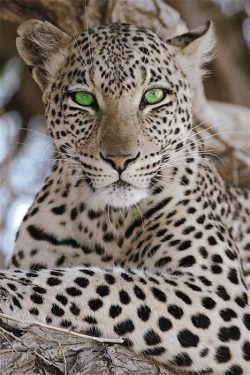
[167,21,215,87]
[16,19,71,91]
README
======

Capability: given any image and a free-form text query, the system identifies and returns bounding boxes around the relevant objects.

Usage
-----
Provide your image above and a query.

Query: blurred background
[0,0,249,264]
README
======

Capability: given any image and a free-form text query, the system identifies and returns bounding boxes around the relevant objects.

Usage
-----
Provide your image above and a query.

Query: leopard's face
[44,24,192,208]
[17,20,212,208]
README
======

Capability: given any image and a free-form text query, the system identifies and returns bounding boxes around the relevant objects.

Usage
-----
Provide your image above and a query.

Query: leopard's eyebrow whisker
[16,127,53,140]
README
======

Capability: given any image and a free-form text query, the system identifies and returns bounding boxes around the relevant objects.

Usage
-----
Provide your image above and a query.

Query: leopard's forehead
[64,23,177,96]
[74,23,167,56]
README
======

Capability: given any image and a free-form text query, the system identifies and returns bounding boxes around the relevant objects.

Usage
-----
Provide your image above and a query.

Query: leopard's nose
[100,152,140,172]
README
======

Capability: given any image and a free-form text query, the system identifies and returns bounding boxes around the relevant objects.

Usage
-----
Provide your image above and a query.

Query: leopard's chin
[88,183,148,209]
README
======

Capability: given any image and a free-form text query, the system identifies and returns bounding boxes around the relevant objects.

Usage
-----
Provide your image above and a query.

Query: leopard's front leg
[0,267,248,374]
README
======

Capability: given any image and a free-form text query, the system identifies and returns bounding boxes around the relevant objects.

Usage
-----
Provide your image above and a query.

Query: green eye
[73,91,95,106]
[144,88,165,105]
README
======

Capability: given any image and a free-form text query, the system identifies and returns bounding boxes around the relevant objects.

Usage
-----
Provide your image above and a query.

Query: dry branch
[0,313,123,344]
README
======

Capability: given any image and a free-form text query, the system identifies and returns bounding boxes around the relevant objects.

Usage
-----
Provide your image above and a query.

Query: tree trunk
[0,1,249,374]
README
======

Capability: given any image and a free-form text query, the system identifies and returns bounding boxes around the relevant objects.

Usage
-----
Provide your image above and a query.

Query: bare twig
[0,313,123,344]
[58,341,68,375]
[0,327,18,353]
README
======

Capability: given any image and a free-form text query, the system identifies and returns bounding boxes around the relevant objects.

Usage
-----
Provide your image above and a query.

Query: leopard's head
[16,20,213,208]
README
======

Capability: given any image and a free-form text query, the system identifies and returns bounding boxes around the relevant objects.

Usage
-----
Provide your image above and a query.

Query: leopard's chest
[65,203,201,272]
[62,207,134,266]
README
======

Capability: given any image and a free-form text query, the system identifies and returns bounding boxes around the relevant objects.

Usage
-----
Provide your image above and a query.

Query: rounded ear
[16,19,71,91]
[167,21,215,88]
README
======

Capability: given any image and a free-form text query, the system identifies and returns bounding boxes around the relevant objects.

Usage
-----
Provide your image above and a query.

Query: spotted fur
[0,20,249,374]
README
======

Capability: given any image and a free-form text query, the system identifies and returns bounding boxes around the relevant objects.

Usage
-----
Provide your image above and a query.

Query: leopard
[0,19,249,375]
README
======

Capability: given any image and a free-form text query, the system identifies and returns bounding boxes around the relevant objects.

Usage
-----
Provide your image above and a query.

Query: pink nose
[100,153,140,171]
[106,156,130,170]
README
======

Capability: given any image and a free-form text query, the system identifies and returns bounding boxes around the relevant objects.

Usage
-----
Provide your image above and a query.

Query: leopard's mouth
[87,179,148,208]
[110,180,132,189]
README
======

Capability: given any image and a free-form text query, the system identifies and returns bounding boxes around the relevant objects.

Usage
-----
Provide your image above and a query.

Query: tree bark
[0,318,172,375]
[0,1,249,374]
